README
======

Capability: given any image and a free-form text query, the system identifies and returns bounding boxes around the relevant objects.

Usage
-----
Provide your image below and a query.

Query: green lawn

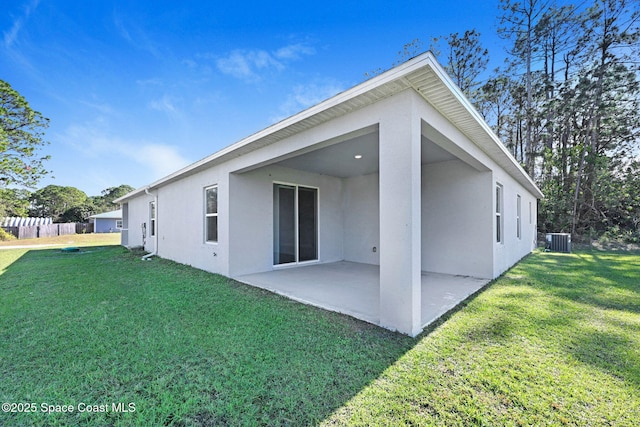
[0,232,120,248]
[0,247,638,426]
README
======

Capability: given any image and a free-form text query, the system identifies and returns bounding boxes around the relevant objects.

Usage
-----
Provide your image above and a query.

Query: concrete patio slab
[235,261,490,333]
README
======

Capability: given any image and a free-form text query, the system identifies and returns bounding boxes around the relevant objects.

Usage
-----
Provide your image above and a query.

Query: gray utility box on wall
[546,233,571,253]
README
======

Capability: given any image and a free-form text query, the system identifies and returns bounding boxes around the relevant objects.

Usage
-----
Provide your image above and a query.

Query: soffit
[405,67,543,198]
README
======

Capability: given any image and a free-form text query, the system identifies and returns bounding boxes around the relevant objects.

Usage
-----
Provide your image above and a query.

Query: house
[88,209,122,233]
[115,52,543,336]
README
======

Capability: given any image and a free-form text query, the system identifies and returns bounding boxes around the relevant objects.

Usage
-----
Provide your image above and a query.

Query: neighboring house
[88,210,122,233]
[115,52,543,336]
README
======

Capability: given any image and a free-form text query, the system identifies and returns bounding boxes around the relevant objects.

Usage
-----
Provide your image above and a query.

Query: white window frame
[496,183,504,244]
[116,219,123,229]
[149,201,156,237]
[204,185,218,244]
[516,194,522,239]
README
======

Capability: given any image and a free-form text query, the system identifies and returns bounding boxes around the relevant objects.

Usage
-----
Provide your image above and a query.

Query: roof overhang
[88,209,122,219]
[115,52,542,203]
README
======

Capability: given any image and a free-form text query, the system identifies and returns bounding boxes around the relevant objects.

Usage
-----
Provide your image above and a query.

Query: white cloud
[148,94,187,123]
[149,95,177,114]
[273,80,345,122]
[112,13,160,58]
[79,100,114,115]
[182,59,197,69]
[274,43,315,60]
[135,145,189,178]
[59,121,190,182]
[3,0,40,48]
[136,78,163,86]
[216,43,314,82]
[216,50,278,81]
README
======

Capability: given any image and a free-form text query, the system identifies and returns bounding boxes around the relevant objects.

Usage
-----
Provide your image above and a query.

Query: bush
[598,225,640,245]
[0,227,17,241]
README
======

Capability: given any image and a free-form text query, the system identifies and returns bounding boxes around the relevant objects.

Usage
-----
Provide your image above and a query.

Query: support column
[378,92,422,336]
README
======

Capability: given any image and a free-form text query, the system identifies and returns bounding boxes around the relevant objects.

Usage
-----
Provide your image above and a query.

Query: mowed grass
[0,246,412,426]
[1,247,639,426]
[323,250,640,426]
[0,232,120,248]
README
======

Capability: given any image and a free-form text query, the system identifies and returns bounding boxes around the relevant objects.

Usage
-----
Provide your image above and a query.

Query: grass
[0,232,120,248]
[0,246,638,426]
[322,250,640,426]
[0,245,412,426]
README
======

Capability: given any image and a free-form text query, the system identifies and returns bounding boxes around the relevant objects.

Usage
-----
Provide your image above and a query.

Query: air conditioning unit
[546,233,571,253]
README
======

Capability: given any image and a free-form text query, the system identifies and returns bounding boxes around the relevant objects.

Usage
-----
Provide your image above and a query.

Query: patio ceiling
[273,130,458,179]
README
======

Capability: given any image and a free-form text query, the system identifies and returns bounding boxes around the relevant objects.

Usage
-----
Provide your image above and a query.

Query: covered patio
[235,261,490,331]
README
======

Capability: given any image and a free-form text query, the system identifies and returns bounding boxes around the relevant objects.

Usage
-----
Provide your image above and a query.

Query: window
[149,201,156,237]
[205,186,218,243]
[516,194,522,239]
[116,219,123,229]
[529,201,532,224]
[496,184,503,243]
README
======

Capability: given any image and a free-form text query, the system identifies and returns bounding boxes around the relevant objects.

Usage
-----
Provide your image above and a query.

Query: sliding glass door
[273,183,318,265]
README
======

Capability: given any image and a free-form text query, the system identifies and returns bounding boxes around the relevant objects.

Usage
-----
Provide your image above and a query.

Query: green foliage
[60,203,96,223]
[90,184,135,213]
[29,184,88,221]
[431,29,489,99]
[0,187,30,217]
[488,0,640,238]
[0,79,50,187]
[0,227,16,241]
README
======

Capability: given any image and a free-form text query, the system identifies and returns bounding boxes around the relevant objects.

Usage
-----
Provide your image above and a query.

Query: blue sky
[2,0,507,196]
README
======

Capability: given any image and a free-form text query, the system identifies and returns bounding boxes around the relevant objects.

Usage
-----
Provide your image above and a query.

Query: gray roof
[89,209,122,220]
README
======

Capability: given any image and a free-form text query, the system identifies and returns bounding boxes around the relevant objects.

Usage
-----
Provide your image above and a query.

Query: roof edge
[115,51,543,202]
[115,53,443,203]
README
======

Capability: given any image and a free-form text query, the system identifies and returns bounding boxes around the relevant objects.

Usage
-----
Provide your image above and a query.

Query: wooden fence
[1,223,93,240]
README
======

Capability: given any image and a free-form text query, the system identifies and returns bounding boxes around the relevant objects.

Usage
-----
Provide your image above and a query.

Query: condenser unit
[546,233,571,253]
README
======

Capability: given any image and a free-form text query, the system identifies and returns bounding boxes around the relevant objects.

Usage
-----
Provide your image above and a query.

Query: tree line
[2,0,638,240]
[430,0,639,242]
[0,184,134,223]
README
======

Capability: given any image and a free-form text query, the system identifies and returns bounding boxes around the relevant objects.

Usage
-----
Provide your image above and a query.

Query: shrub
[0,227,17,241]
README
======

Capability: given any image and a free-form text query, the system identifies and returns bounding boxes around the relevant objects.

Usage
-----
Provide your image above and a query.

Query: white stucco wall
[421,159,493,279]
[228,164,344,277]
[123,89,539,281]
[411,91,538,279]
[342,173,380,265]
[123,193,155,251]
[119,84,540,336]
[492,169,538,277]
[152,169,227,275]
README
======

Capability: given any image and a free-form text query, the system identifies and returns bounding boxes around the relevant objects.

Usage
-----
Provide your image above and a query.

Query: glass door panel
[274,185,296,265]
[273,184,318,265]
[298,187,318,262]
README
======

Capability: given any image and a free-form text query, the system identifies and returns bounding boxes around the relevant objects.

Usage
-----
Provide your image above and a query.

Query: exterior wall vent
[546,233,571,253]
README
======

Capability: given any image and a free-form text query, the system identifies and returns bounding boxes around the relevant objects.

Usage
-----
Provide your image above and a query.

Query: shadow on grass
[459,250,640,390]
[569,329,640,387]
[0,247,417,426]
[535,251,640,314]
